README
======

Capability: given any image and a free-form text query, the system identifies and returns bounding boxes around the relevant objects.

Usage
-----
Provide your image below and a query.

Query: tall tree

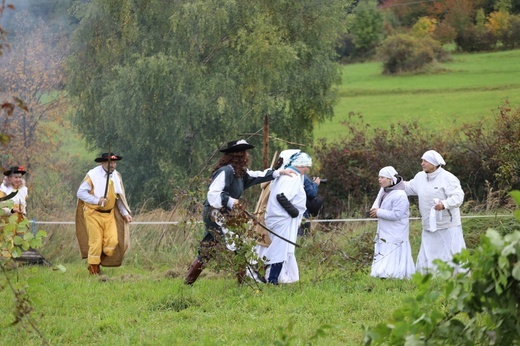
[349,0,384,55]
[0,10,66,169]
[67,0,350,208]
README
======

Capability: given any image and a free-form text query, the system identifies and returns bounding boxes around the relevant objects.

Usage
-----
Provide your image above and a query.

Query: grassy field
[315,49,520,141]
[3,49,519,345]
[1,262,419,345]
[1,215,517,345]
[1,219,395,345]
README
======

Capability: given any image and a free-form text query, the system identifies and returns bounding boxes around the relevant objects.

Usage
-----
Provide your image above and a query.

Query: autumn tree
[0,10,66,170]
[67,0,351,208]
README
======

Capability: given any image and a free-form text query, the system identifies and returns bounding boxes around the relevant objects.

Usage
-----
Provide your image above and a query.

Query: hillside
[315,49,520,141]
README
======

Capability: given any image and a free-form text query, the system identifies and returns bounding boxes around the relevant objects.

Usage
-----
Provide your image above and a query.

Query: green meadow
[1,214,516,345]
[315,49,520,141]
[2,49,519,345]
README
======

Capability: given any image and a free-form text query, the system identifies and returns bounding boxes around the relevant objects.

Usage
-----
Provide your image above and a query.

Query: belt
[97,209,113,214]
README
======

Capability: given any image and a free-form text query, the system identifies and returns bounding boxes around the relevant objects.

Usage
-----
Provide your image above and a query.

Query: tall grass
[316,49,520,140]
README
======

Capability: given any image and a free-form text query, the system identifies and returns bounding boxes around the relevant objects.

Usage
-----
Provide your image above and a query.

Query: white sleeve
[77,180,100,205]
[207,171,237,209]
[116,198,130,216]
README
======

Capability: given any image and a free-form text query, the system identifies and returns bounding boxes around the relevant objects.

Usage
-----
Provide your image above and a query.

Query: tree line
[1,0,519,214]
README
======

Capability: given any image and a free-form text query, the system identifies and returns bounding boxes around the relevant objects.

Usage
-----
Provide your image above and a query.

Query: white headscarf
[278,149,301,169]
[378,166,398,184]
[291,152,312,167]
[422,150,446,166]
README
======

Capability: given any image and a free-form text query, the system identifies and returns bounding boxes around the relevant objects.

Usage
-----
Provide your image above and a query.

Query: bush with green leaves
[1,200,48,340]
[364,190,520,345]
[377,34,450,74]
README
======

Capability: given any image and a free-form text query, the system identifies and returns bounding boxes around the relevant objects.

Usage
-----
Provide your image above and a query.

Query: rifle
[244,209,300,248]
[0,190,18,202]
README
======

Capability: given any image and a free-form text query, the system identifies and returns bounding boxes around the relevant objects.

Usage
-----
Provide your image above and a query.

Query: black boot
[185,258,204,285]
[298,221,311,237]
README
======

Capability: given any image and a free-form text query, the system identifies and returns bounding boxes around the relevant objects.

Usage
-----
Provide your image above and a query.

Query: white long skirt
[370,239,415,279]
[416,225,466,274]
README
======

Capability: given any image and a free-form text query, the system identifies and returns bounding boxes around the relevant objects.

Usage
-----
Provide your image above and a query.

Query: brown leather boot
[184,258,204,285]
[88,264,100,275]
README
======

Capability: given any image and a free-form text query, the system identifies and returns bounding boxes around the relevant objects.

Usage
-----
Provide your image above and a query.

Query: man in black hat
[75,153,132,275]
[185,139,295,285]
[1,166,29,221]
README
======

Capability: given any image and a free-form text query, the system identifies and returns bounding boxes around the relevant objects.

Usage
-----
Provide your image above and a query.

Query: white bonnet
[421,150,446,166]
[291,152,312,167]
[378,166,398,184]
[278,149,301,169]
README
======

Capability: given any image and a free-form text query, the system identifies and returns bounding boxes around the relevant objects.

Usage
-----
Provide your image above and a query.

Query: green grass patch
[316,49,520,140]
[2,215,516,345]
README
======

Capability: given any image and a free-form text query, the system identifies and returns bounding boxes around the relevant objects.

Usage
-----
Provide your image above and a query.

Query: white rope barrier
[28,214,513,226]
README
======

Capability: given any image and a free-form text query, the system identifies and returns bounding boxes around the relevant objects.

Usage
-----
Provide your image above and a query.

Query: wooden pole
[262,114,269,169]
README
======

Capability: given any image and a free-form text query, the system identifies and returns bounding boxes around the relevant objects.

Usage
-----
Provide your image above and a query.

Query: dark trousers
[267,262,283,284]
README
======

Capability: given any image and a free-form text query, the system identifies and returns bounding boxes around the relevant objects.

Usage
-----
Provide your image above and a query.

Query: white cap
[291,152,312,167]
[422,150,446,166]
[379,166,398,184]
[279,149,301,169]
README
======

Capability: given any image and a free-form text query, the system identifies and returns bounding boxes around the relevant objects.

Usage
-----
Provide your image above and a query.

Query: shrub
[313,102,520,216]
[500,14,520,49]
[451,102,520,200]
[433,20,457,44]
[378,34,449,74]
[314,113,446,217]
[455,25,497,52]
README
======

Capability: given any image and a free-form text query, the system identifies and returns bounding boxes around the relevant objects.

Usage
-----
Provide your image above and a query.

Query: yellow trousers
[83,208,118,265]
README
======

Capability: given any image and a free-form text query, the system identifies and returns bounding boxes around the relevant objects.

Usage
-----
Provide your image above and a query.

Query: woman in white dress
[404,150,466,274]
[369,166,415,279]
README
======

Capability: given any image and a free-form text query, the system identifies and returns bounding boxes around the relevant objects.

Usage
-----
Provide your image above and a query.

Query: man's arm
[77,179,102,205]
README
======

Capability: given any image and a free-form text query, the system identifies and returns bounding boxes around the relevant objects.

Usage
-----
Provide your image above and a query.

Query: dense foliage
[0,200,47,340]
[364,190,520,345]
[337,0,520,62]
[66,0,351,208]
[315,102,520,217]
[378,34,450,74]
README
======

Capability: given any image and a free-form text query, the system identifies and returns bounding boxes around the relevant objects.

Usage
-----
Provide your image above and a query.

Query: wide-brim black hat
[3,166,26,176]
[95,153,123,162]
[219,139,255,153]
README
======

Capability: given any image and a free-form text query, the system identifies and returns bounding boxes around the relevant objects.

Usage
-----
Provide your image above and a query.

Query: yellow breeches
[83,208,118,265]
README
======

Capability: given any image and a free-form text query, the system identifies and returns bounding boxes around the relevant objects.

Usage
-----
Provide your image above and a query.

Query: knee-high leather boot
[185,258,204,285]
